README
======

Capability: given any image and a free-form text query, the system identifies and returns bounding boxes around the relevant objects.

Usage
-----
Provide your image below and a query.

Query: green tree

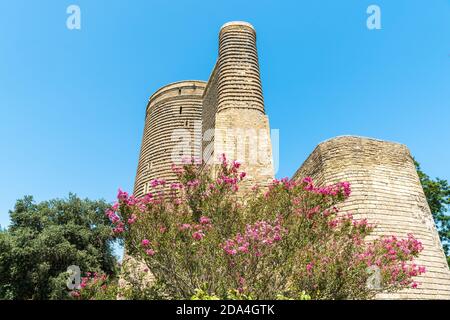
[415,160,450,265]
[0,194,119,300]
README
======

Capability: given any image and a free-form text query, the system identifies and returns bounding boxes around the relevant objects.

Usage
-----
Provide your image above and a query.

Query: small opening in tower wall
[179,107,183,114]
[178,88,182,95]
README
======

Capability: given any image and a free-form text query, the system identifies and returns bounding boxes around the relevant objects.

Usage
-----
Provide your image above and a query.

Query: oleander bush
[93,155,425,300]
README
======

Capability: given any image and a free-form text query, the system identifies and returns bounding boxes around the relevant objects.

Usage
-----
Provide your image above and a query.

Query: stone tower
[202,21,274,190]
[293,136,450,299]
[132,22,450,299]
[133,81,206,197]
[134,21,274,196]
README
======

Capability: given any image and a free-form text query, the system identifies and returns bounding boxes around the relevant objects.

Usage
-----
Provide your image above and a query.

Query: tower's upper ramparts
[146,80,206,114]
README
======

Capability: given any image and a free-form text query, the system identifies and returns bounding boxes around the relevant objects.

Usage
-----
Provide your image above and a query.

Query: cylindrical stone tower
[217,21,265,114]
[207,21,274,190]
[134,81,206,197]
[294,136,450,299]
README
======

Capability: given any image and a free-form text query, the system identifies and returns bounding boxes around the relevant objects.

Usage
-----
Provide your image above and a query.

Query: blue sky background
[1,0,449,237]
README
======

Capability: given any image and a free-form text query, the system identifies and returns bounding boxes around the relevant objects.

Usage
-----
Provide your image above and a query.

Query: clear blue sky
[1,0,450,230]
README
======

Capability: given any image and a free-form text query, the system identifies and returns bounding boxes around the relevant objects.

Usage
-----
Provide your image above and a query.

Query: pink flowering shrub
[109,155,425,300]
[70,272,118,300]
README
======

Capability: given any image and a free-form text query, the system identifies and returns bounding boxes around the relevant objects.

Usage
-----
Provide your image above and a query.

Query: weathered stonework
[204,22,274,190]
[131,21,450,299]
[293,136,450,299]
[133,81,205,197]
[135,22,274,195]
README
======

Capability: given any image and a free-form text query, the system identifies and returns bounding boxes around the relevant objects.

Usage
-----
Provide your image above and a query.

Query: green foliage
[0,194,118,300]
[112,157,425,300]
[191,288,220,300]
[415,160,450,260]
[190,287,254,300]
[276,291,311,300]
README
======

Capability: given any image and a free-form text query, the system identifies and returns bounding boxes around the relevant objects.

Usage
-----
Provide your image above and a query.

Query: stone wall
[202,62,219,165]
[203,22,274,190]
[293,136,450,299]
[214,108,274,190]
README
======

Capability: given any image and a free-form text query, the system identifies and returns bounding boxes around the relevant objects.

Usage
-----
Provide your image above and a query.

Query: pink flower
[222,220,286,257]
[105,209,115,218]
[171,183,183,190]
[199,216,211,225]
[171,164,184,174]
[328,220,338,228]
[113,226,124,234]
[128,214,137,224]
[238,246,249,253]
[179,223,191,231]
[117,188,129,201]
[141,239,150,247]
[192,231,205,241]
[146,249,156,256]
[151,179,166,188]
[306,262,314,274]
[187,179,200,188]
[219,153,228,166]
[240,172,246,179]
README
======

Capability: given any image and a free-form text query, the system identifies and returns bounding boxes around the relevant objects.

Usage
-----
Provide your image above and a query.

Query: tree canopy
[0,194,118,300]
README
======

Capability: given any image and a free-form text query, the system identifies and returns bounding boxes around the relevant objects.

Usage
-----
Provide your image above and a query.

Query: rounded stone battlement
[220,21,255,31]
[317,135,407,148]
[147,80,206,113]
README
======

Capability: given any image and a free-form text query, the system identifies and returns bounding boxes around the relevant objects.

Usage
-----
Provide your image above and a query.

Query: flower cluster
[222,220,286,256]
[108,155,427,300]
[150,179,166,188]
[177,216,212,241]
[357,234,426,288]
[70,272,112,300]
[301,177,351,198]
